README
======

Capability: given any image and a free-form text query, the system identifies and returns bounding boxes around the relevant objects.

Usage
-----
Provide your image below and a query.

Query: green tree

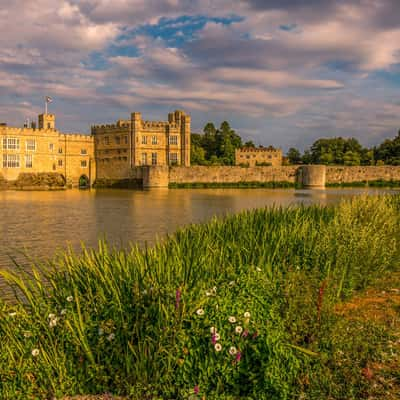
[374,131,400,165]
[286,148,302,164]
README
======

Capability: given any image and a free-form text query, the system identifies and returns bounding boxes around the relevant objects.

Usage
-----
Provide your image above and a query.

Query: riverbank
[1,195,399,399]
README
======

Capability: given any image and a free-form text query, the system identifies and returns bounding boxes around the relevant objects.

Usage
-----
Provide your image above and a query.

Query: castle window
[151,152,157,165]
[169,135,178,145]
[268,155,272,159]
[53,163,56,171]
[141,153,147,165]
[81,149,87,155]
[47,123,51,129]
[58,147,63,154]
[49,143,54,151]
[115,136,121,145]
[124,136,128,144]
[104,136,109,145]
[169,152,178,165]
[26,140,36,151]
[4,137,20,150]
[58,159,63,167]
[3,154,20,168]
[81,160,87,168]
[25,154,33,168]
[142,136,147,145]
[152,136,157,145]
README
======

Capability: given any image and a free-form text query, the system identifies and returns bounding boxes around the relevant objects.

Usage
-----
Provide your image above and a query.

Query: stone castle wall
[167,165,400,188]
[326,166,400,183]
[169,166,298,184]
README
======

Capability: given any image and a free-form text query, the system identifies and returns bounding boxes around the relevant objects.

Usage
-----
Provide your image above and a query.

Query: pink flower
[252,331,258,340]
[175,288,181,310]
[242,329,249,338]
[235,351,242,363]
[194,385,200,394]
[211,333,217,345]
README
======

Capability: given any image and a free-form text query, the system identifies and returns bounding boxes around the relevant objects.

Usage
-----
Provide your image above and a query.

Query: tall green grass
[1,195,399,399]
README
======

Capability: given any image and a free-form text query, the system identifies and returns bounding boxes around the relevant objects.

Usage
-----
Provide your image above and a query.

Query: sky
[0,0,399,151]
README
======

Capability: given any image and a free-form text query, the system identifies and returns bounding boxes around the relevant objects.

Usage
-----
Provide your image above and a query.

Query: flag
[45,96,53,103]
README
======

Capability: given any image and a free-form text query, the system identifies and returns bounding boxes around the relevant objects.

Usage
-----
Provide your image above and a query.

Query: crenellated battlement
[236,147,281,153]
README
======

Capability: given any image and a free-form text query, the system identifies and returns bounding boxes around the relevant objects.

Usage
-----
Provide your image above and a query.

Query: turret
[38,113,55,130]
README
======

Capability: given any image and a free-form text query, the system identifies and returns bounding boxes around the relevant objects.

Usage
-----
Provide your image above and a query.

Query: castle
[0,110,190,187]
[235,146,282,167]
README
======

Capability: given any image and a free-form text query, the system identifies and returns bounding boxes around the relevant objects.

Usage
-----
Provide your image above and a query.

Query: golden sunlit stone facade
[235,146,283,167]
[91,110,191,181]
[0,114,95,187]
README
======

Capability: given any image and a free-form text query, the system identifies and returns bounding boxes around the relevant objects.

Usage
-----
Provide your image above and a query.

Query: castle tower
[130,112,142,167]
[38,114,56,130]
[179,111,190,167]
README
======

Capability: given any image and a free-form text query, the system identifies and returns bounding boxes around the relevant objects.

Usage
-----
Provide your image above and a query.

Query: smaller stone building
[235,146,282,167]
[0,114,95,187]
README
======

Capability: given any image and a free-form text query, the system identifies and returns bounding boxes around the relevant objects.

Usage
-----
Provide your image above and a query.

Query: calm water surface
[0,188,398,295]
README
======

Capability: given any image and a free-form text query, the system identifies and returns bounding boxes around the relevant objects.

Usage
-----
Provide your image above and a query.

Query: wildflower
[48,313,56,319]
[214,343,222,352]
[8,312,17,317]
[194,385,200,395]
[107,333,115,341]
[228,316,236,323]
[252,331,259,340]
[98,328,104,336]
[210,326,217,334]
[256,267,262,272]
[175,288,181,310]
[244,311,251,318]
[60,309,67,316]
[49,317,58,328]
[66,295,73,302]
[23,331,32,338]
[213,286,217,293]
[228,281,235,287]
[242,329,249,338]
[235,326,243,335]
[235,351,242,363]
[211,334,217,345]
[229,346,238,356]
[31,349,40,357]
[215,333,221,341]
[196,308,205,316]
[206,291,212,296]
[142,289,147,295]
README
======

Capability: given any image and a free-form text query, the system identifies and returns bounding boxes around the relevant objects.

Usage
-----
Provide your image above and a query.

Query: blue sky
[0,0,400,151]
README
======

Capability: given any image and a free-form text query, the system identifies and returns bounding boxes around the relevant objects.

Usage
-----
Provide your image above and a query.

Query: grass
[1,195,400,399]
[326,179,400,188]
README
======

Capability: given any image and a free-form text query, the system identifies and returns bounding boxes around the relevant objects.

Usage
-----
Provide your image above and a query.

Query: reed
[1,195,399,399]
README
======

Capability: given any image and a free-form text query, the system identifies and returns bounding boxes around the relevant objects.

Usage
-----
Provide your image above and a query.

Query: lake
[1,187,398,297]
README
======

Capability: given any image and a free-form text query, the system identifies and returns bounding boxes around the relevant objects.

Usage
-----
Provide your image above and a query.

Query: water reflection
[0,187,398,296]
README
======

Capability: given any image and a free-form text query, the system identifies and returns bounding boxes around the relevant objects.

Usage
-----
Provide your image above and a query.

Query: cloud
[1,0,400,148]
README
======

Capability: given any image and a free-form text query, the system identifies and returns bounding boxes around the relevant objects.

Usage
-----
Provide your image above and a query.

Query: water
[0,188,398,296]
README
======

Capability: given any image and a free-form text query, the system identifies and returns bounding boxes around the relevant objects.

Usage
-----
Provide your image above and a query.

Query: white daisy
[196,308,205,316]
[235,326,243,335]
[107,333,115,341]
[229,346,238,355]
[244,312,251,318]
[210,326,217,334]
[31,348,40,357]
[66,295,74,302]
[214,343,222,352]
[228,316,236,323]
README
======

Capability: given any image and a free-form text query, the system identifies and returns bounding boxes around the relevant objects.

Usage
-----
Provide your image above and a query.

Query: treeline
[191,121,255,165]
[191,121,400,166]
[287,131,400,166]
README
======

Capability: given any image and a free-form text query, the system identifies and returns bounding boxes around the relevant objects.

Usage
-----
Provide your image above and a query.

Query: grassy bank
[326,179,400,188]
[169,181,297,189]
[1,196,400,399]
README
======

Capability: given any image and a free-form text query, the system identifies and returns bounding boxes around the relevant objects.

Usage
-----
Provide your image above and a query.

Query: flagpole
[45,97,47,115]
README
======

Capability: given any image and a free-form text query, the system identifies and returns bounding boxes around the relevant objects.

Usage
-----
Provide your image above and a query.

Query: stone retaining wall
[326,166,400,184]
[169,166,298,184]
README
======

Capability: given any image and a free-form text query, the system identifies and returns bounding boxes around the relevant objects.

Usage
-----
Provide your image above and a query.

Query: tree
[244,140,255,148]
[286,148,302,164]
[374,131,400,165]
